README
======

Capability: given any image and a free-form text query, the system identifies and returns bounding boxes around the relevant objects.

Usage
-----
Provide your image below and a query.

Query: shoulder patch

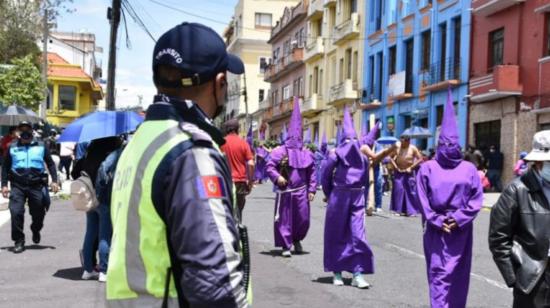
[181,122,213,143]
[196,175,227,199]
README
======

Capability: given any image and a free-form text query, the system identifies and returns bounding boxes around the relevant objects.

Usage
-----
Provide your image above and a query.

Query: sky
[56,0,236,108]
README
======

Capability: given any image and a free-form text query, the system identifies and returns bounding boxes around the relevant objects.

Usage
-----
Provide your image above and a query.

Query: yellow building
[303,0,364,143]
[46,53,103,127]
[223,0,300,135]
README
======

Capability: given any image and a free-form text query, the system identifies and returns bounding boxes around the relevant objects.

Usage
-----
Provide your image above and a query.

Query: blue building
[362,0,471,150]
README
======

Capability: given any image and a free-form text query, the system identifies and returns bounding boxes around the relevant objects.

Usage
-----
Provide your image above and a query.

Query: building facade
[469,0,550,185]
[46,53,102,126]
[262,1,308,139]
[363,0,471,151]
[223,0,300,135]
[303,0,365,143]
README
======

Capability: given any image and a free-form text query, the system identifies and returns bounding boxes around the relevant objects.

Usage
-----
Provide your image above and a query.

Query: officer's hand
[308,193,315,202]
[2,186,9,199]
[51,182,59,193]
[276,176,287,187]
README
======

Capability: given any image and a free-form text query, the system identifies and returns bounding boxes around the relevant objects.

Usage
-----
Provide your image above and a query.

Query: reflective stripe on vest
[107,120,189,307]
[10,143,45,171]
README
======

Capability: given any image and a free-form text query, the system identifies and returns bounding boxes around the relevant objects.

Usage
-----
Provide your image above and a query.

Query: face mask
[20,131,32,140]
[540,162,550,182]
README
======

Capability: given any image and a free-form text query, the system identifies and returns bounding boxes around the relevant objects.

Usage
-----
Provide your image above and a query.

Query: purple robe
[416,160,483,308]
[321,150,374,274]
[266,146,316,249]
[390,170,419,215]
[255,146,269,181]
[314,150,325,188]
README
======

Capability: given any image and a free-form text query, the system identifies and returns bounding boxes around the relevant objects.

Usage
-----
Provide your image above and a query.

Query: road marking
[385,243,510,291]
[0,209,10,228]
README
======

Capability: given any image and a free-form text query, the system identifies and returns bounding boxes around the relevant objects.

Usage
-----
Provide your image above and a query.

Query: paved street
[0,183,511,307]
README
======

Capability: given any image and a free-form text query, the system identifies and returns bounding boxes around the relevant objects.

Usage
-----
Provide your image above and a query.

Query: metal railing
[421,57,461,86]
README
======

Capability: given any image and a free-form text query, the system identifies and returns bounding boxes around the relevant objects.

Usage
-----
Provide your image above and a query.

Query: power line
[121,0,156,42]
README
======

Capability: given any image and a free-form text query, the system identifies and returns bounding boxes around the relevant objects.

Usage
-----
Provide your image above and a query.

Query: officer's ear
[215,72,227,92]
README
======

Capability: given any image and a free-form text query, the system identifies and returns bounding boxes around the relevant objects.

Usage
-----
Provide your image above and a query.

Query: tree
[0,0,74,64]
[0,55,45,110]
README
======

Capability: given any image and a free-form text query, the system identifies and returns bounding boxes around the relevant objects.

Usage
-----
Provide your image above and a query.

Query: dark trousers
[513,266,550,308]
[235,182,250,221]
[59,156,72,179]
[487,169,503,192]
[9,184,46,243]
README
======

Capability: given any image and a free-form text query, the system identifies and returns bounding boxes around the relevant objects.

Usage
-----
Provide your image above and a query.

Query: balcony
[259,97,271,111]
[264,48,304,82]
[301,93,321,116]
[473,0,525,17]
[304,37,324,62]
[470,65,523,103]
[329,79,359,105]
[360,98,382,110]
[269,98,296,122]
[420,58,461,92]
[308,0,324,20]
[324,0,336,7]
[333,13,360,45]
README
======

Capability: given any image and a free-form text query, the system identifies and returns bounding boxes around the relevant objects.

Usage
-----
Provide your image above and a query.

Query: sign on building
[388,71,406,97]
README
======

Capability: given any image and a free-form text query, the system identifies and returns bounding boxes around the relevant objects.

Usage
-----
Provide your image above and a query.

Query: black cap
[153,22,245,88]
[18,121,32,129]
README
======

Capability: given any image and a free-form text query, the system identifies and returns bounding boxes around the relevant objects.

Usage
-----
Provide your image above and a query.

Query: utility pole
[40,1,49,119]
[106,0,121,110]
[243,73,250,131]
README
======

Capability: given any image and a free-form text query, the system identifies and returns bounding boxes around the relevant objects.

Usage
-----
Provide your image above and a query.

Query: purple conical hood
[285,96,303,149]
[341,106,357,141]
[363,121,381,147]
[435,87,463,169]
[439,87,459,144]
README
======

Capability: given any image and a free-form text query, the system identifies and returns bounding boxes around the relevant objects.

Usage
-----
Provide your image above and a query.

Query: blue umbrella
[376,136,399,145]
[401,126,432,139]
[58,111,144,143]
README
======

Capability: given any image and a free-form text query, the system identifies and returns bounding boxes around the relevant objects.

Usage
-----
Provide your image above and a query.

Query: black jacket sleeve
[488,184,519,287]
[1,149,11,187]
[43,146,58,183]
[161,146,247,308]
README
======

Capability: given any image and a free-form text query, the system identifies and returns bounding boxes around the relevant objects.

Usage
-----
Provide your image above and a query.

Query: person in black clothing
[486,145,504,192]
[1,122,59,253]
[464,145,485,170]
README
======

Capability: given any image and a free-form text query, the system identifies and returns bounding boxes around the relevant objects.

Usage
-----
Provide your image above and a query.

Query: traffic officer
[107,23,249,307]
[1,121,59,253]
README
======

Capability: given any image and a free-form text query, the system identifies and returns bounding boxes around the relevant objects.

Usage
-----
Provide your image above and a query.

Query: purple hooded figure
[320,106,374,288]
[321,132,328,155]
[255,130,269,183]
[416,88,483,308]
[362,121,381,147]
[266,96,316,257]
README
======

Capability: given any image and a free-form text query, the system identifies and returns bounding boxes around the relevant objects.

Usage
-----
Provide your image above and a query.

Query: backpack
[70,171,99,212]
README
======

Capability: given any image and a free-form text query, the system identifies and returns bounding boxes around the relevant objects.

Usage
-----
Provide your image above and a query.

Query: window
[299,77,304,96]
[375,0,383,31]
[401,0,411,17]
[259,57,268,73]
[59,85,76,110]
[421,30,431,71]
[439,23,447,81]
[405,39,414,93]
[368,55,375,99]
[489,28,504,69]
[474,120,501,152]
[313,66,319,93]
[388,0,397,25]
[343,0,356,20]
[283,85,291,100]
[259,89,265,102]
[345,48,352,79]
[453,17,461,79]
[255,13,272,28]
[309,74,313,96]
[47,84,53,110]
[353,51,358,82]
[389,46,397,75]
[339,58,344,83]
[319,69,323,93]
[376,52,383,99]
[329,7,336,34]
[545,14,550,56]
[295,28,306,47]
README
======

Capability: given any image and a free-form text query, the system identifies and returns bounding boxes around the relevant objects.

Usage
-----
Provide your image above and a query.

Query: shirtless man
[361,142,397,216]
[389,134,423,216]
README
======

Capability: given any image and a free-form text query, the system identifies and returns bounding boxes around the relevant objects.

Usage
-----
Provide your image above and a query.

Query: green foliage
[0,56,45,110]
